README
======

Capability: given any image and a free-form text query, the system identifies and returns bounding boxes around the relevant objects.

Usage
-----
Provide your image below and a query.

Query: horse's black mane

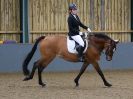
[93,33,111,40]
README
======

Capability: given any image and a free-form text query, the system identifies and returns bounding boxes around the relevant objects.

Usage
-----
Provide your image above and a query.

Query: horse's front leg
[74,62,89,87]
[92,61,112,87]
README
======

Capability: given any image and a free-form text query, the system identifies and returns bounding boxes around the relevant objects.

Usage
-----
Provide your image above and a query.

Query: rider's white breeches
[71,35,84,47]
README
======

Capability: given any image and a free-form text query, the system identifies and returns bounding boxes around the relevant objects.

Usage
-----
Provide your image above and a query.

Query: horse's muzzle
[106,56,112,61]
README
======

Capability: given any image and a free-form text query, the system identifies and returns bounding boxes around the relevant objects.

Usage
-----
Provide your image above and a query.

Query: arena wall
[0,43,133,72]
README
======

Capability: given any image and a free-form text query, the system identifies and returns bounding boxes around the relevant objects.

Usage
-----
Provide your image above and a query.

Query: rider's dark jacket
[67,14,88,36]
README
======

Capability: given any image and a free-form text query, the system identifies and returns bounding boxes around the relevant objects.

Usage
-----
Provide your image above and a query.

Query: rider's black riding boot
[76,46,84,62]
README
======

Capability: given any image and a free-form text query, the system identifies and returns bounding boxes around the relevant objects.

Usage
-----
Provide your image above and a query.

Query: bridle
[105,40,117,61]
[82,32,118,61]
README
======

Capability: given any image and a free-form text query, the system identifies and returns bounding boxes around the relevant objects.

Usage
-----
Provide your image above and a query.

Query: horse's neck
[90,38,106,53]
[95,42,105,53]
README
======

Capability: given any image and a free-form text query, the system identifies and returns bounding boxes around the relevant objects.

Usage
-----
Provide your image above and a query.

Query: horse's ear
[114,39,119,44]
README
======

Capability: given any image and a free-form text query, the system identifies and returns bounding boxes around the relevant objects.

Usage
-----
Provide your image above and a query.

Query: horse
[22,33,119,87]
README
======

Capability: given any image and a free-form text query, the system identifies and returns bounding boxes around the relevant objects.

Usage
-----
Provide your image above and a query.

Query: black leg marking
[23,61,38,81]
[38,66,46,87]
[74,62,89,87]
[93,62,112,87]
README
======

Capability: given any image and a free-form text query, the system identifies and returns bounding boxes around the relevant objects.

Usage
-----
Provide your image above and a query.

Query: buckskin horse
[22,33,119,87]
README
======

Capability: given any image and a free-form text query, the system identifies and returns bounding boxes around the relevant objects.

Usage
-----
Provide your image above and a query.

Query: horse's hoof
[74,79,79,87]
[75,83,79,87]
[104,83,112,87]
[39,83,46,87]
[23,76,32,81]
[76,84,79,87]
[41,84,46,87]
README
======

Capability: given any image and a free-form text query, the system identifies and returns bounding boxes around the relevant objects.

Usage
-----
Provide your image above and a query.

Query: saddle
[67,32,88,54]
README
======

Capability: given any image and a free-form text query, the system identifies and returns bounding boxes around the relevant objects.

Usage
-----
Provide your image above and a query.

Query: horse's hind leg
[37,56,55,87]
[38,65,45,86]
[23,60,39,81]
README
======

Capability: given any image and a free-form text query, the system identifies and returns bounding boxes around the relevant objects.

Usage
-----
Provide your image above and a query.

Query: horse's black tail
[22,36,45,76]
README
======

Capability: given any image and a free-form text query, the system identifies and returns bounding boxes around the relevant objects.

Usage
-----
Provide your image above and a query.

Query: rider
[67,3,91,62]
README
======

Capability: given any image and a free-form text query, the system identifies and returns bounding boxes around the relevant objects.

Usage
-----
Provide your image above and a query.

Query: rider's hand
[87,28,91,32]
[79,32,83,35]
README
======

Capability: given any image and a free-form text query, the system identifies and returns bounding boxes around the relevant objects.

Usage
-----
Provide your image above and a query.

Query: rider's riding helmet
[69,3,77,10]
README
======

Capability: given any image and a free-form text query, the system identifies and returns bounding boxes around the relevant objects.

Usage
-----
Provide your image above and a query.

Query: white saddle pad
[67,36,88,54]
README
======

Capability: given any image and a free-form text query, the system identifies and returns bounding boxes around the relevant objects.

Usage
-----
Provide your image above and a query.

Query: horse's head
[105,39,119,61]
[88,33,119,61]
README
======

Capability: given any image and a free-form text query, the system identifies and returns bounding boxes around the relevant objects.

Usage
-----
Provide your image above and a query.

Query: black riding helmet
[69,3,77,10]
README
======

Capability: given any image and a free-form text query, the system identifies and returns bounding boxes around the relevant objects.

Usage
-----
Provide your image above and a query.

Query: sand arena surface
[0,70,133,99]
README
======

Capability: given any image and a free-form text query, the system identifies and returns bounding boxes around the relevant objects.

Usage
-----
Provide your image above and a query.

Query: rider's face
[72,9,78,15]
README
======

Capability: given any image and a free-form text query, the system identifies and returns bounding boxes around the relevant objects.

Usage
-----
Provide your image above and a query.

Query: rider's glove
[79,32,83,35]
[87,28,91,32]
